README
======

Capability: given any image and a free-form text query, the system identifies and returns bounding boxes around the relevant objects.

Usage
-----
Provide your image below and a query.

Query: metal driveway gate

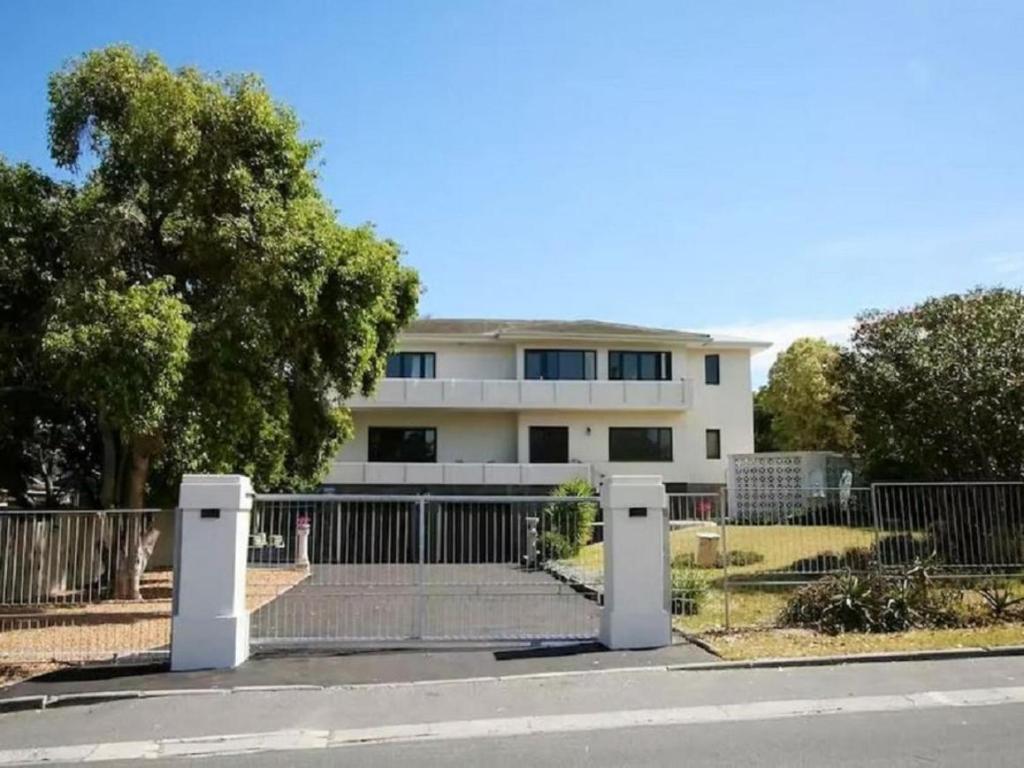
[246,494,603,647]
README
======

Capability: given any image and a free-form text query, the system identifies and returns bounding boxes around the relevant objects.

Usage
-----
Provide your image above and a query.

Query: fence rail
[0,508,172,664]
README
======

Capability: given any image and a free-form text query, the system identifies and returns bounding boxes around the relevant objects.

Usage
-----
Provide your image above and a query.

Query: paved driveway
[249,563,601,645]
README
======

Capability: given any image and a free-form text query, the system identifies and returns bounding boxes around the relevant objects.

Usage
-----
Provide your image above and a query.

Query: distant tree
[752,389,778,452]
[759,337,854,453]
[840,288,1024,480]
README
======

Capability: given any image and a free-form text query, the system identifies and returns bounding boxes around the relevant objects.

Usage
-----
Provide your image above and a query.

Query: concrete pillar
[171,474,253,671]
[600,475,672,649]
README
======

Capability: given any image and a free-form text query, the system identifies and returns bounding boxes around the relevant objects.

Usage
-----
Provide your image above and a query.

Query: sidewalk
[1,640,716,700]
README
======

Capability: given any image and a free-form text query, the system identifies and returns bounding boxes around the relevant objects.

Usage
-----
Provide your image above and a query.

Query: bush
[974,580,1024,620]
[538,477,597,560]
[720,549,764,568]
[671,567,710,615]
[779,562,962,634]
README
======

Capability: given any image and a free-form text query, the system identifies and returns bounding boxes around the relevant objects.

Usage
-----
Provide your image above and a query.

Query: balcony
[325,462,593,486]
[348,378,692,411]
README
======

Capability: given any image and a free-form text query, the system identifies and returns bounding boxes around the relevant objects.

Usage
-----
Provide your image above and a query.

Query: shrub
[779,562,963,634]
[671,568,710,615]
[719,549,764,568]
[974,581,1024,619]
[672,552,696,569]
[538,477,598,560]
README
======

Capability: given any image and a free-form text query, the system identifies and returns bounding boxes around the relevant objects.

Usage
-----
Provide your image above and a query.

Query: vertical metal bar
[415,497,426,640]
[718,486,731,631]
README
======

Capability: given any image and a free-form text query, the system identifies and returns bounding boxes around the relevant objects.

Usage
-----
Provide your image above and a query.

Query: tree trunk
[110,439,161,600]
[99,418,118,509]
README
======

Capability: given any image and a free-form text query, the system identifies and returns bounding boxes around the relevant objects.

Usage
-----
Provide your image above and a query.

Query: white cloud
[701,318,855,388]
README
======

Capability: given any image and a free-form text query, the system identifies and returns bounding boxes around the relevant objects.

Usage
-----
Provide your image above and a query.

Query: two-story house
[325,318,770,493]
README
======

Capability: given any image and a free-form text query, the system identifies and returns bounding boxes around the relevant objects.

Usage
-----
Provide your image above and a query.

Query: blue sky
[3,1,1024,382]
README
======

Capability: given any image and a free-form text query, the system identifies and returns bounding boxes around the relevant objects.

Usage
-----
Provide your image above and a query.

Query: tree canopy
[840,288,1024,480]
[757,337,854,453]
[1,45,420,511]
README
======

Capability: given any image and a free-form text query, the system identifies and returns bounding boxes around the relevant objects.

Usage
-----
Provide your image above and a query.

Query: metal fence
[247,494,603,647]
[0,508,172,664]
[669,482,1024,632]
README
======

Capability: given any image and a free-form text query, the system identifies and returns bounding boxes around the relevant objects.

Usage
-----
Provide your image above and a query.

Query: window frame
[608,427,674,462]
[385,352,436,379]
[705,428,722,460]
[704,354,721,385]
[367,427,437,463]
[528,426,570,464]
[608,351,673,381]
[524,349,597,380]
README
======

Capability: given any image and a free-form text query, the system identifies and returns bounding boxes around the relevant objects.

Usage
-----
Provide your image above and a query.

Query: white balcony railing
[348,378,691,410]
[325,462,593,486]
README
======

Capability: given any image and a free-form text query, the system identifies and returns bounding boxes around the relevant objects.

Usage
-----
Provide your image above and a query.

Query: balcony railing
[348,378,691,410]
[326,462,594,486]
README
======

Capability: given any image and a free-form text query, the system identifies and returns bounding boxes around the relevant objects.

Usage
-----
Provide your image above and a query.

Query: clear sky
[3,1,1024,383]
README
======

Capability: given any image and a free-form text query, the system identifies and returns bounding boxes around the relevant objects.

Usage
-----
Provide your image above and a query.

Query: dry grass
[700,625,1024,661]
[0,567,307,689]
[575,523,877,580]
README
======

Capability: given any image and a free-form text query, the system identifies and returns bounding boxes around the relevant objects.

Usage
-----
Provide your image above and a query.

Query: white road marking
[2,685,1023,765]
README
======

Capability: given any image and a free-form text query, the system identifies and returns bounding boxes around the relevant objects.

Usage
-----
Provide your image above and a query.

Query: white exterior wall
[333,334,762,488]
[402,341,515,379]
[515,410,691,484]
[335,409,518,464]
[682,348,755,485]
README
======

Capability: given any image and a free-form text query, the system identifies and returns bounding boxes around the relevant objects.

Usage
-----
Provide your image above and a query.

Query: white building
[326,319,770,493]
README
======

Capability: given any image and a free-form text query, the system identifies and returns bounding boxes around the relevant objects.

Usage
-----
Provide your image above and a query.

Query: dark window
[529,426,569,464]
[524,350,596,380]
[368,427,437,462]
[609,351,672,381]
[704,354,720,385]
[705,429,722,460]
[386,352,436,378]
[608,427,673,462]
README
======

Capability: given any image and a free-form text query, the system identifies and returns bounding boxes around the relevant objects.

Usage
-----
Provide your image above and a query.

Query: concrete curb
[4,644,1024,714]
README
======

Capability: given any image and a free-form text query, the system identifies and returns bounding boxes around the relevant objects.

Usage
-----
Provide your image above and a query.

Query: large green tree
[757,337,854,453]
[840,288,1024,480]
[2,46,419,596]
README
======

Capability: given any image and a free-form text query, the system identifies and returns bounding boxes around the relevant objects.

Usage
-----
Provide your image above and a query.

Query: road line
[2,686,1024,765]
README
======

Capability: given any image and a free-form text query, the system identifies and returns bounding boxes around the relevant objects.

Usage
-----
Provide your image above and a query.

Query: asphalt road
[104,705,1024,768]
[2,656,1023,766]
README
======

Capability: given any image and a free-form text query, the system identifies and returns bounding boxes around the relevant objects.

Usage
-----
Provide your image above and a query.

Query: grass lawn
[698,625,1024,661]
[574,522,878,583]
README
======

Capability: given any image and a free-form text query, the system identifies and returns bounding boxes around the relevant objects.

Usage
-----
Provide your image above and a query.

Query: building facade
[326,319,769,493]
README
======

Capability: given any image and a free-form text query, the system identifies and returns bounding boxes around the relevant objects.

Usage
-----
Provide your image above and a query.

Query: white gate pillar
[600,475,672,649]
[171,474,253,671]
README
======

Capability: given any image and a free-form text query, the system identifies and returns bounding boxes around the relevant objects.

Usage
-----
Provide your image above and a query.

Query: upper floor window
[704,354,720,385]
[609,351,672,381]
[524,349,596,380]
[386,352,436,379]
[368,427,437,462]
[608,427,673,462]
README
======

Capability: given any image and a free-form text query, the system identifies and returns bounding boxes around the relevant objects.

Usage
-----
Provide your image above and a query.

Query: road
[1,656,1023,766]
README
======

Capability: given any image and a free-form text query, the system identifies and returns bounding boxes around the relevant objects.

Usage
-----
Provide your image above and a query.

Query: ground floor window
[705,428,722,459]
[529,426,569,463]
[368,427,437,462]
[608,427,673,461]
